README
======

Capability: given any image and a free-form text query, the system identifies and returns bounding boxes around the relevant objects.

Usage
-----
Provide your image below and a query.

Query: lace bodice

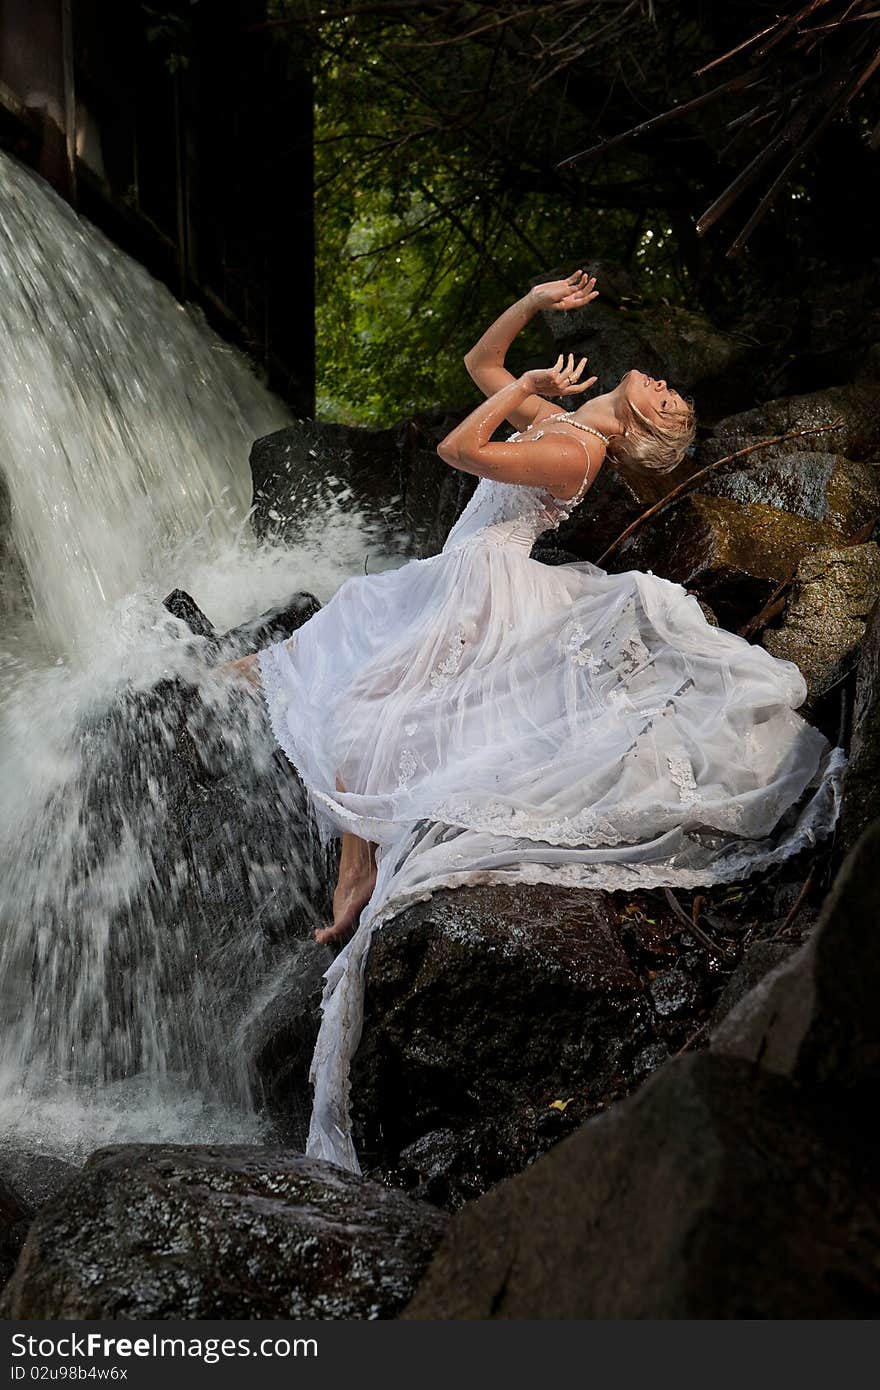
[441,413,605,556]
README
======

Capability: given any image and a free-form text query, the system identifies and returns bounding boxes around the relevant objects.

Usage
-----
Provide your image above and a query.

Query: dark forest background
[269,0,879,425]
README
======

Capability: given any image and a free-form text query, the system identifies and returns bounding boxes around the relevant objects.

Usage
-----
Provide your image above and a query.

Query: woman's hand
[520,354,597,399]
[529,269,598,312]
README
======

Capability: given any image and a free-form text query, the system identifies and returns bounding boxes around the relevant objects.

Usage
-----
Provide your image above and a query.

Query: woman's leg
[218,652,262,687]
[219,656,376,943]
[314,775,378,945]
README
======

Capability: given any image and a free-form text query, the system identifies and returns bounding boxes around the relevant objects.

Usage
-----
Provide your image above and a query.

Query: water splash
[0,147,288,659]
[0,150,406,1161]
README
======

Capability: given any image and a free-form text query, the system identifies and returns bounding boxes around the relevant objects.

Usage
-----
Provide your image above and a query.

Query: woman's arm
[463,270,598,432]
[437,357,602,499]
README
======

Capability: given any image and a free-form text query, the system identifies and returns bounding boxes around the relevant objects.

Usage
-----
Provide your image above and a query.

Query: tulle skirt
[257,540,843,884]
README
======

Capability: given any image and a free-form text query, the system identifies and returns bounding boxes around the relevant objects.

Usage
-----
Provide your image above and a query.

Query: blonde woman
[223,269,839,948]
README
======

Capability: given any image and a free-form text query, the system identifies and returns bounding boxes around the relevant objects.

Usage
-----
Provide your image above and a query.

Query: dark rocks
[250,412,478,561]
[700,450,880,537]
[0,1146,79,1214]
[349,885,650,1183]
[6,586,333,1144]
[711,818,880,1093]
[400,819,880,1319]
[614,492,839,629]
[0,1145,447,1320]
[0,1177,31,1287]
[702,346,880,463]
[647,967,698,1018]
[401,1051,880,1319]
[344,883,737,1205]
[707,941,799,1030]
[762,544,880,712]
[841,600,880,852]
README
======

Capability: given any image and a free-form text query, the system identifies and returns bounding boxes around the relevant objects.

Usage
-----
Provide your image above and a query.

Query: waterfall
[0,149,399,1161]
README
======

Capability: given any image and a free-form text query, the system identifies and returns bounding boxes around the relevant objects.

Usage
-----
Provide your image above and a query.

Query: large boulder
[401,1050,880,1319]
[762,543,880,715]
[711,818,880,1093]
[0,1145,447,1320]
[249,412,478,561]
[700,450,880,538]
[702,346,880,463]
[3,588,332,1163]
[840,600,880,852]
[613,492,839,629]
[344,882,770,1206]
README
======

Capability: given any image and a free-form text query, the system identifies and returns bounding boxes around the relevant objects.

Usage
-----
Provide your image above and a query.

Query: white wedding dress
[256,413,845,1172]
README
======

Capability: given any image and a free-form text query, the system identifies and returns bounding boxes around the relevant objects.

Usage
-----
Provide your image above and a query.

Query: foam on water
[0,150,407,1161]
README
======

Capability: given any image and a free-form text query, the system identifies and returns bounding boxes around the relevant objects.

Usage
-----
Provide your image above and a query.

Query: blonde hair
[608,395,696,474]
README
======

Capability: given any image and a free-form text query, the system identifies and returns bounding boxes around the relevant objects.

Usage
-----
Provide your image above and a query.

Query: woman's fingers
[570,376,598,393]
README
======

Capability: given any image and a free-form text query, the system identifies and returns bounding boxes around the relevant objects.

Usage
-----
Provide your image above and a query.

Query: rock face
[344,882,768,1207]
[400,819,880,1319]
[711,818,880,1092]
[700,346,880,462]
[250,412,478,561]
[700,450,880,537]
[614,492,839,629]
[0,1177,30,1287]
[762,544,880,714]
[401,1051,880,1319]
[841,600,880,852]
[0,1145,447,1320]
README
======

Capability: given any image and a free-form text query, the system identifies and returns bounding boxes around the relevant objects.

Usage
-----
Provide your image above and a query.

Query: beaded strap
[546,412,610,444]
[543,413,608,506]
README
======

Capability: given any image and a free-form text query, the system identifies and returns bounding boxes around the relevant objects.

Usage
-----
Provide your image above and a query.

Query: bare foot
[314,868,378,945]
[217,653,262,689]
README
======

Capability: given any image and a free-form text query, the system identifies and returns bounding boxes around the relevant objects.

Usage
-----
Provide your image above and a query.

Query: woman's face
[620,369,685,423]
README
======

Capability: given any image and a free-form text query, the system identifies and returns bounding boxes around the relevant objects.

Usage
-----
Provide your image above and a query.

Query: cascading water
[0,149,404,1162]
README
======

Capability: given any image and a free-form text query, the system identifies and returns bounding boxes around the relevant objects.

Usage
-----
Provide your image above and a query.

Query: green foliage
[272,1,879,424]
[289,3,694,425]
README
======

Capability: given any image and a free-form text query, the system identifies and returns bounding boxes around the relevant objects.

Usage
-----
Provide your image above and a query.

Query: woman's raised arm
[463,270,598,432]
[438,357,601,500]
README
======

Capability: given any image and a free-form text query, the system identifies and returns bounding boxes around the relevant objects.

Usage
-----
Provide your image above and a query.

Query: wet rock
[13,588,334,1136]
[350,886,651,1178]
[707,941,799,1030]
[0,1144,447,1320]
[0,1177,31,1287]
[704,346,880,462]
[648,967,698,1018]
[401,1051,880,1319]
[0,1145,442,1317]
[250,412,478,560]
[0,1146,79,1213]
[840,600,880,852]
[711,819,880,1093]
[246,950,330,1149]
[762,544,880,712]
[341,883,734,1205]
[700,451,880,538]
[614,492,838,629]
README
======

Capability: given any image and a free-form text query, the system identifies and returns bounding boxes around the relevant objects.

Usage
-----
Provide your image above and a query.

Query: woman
[222,269,844,1170]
